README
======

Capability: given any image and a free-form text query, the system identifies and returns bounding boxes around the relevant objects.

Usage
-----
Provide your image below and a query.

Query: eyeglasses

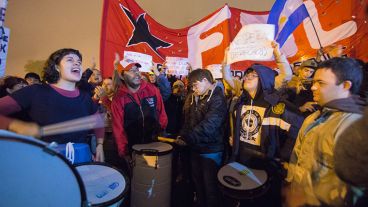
[244,74,259,80]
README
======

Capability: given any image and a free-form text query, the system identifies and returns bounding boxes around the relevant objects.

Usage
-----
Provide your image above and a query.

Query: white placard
[0,26,10,77]
[165,56,189,76]
[121,51,152,72]
[0,0,8,27]
[227,24,274,63]
[205,64,222,79]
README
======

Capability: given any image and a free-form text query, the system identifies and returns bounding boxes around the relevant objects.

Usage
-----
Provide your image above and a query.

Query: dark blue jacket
[232,65,303,167]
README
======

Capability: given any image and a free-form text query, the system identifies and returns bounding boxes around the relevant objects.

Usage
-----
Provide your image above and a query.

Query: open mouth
[71,68,81,75]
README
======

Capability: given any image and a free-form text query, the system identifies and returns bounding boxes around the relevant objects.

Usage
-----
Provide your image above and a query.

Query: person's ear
[55,65,60,72]
[343,80,352,91]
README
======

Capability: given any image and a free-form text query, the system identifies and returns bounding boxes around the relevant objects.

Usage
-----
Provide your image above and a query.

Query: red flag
[100,0,367,78]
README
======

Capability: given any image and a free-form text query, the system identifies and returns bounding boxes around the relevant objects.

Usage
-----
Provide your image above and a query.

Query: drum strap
[65,142,75,164]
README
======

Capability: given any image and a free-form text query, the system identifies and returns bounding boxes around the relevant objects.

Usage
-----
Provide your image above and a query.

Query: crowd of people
[0,43,367,207]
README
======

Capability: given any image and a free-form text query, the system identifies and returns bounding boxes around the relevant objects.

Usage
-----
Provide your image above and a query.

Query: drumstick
[40,113,105,137]
[157,137,175,143]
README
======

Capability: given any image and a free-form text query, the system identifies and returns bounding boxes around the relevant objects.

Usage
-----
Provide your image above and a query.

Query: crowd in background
[0,42,367,207]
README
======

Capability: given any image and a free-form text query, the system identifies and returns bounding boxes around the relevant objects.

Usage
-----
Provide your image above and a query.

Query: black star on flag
[122,6,172,54]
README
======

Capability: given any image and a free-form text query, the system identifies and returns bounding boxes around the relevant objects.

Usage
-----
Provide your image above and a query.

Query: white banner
[0,26,10,77]
[205,64,222,79]
[165,56,189,76]
[227,24,274,63]
[121,51,152,72]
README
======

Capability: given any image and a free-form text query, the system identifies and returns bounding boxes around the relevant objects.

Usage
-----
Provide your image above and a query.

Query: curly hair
[42,48,82,84]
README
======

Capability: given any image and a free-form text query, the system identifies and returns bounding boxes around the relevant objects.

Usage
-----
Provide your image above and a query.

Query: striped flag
[267,0,309,47]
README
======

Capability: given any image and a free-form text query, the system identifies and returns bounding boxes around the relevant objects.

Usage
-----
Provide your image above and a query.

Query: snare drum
[75,162,129,207]
[0,130,87,207]
[217,162,270,200]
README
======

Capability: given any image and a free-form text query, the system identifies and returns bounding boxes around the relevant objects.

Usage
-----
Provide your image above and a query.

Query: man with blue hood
[231,64,303,207]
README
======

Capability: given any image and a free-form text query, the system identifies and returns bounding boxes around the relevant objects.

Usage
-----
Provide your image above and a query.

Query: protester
[24,72,41,85]
[283,58,319,117]
[111,54,167,158]
[0,76,28,98]
[176,69,227,207]
[285,57,365,207]
[0,48,105,162]
[230,64,303,207]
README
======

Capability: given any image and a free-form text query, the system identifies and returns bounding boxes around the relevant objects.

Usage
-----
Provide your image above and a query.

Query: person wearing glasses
[230,64,303,207]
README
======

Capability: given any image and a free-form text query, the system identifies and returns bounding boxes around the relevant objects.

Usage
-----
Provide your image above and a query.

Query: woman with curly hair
[0,48,104,162]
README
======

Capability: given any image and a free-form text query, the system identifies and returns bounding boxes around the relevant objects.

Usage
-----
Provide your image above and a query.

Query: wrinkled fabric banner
[100,0,367,77]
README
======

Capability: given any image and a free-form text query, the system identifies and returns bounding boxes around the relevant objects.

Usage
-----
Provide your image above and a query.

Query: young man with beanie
[284,58,319,117]
[176,69,227,207]
[231,64,303,207]
[285,57,365,207]
[111,58,168,158]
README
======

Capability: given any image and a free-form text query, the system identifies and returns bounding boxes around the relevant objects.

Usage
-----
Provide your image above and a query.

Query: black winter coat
[180,86,227,153]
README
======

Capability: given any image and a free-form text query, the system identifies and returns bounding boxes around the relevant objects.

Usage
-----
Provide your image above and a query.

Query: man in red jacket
[111,62,168,158]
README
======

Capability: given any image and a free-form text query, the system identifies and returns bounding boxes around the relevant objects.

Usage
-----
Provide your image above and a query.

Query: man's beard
[125,78,140,89]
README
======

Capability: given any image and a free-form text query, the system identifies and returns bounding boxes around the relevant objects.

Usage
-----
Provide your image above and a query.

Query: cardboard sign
[228,24,275,63]
[165,56,189,76]
[121,51,152,72]
[0,26,10,77]
[0,0,7,27]
[205,64,223,79]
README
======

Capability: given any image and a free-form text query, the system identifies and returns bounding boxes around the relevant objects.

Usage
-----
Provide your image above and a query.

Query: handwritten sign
[205,64,222,79]
[121,51,152,72]
[227,24,274,63]
[0,26,9,77]
[165,56,189,76]
[0,0,7,27]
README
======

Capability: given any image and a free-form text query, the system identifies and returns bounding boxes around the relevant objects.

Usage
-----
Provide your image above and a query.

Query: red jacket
[111,81,167,156]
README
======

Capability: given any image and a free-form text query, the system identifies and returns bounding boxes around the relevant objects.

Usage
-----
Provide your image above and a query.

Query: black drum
[0,130,87,207]
[217,162,271,200]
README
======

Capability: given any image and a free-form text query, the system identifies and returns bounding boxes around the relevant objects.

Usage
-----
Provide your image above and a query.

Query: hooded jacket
[287,96,365,206]
[111,80,168,156]
[180,84,227,154]
[232,65,303,168]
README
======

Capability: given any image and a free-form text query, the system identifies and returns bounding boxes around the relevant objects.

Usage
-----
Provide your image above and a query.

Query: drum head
[0,130,86,207]
[132,142,173,156]
[75,163,129,207]
[218,162,270,199]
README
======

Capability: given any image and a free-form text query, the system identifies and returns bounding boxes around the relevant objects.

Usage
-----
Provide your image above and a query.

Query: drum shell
[0,130,87,207]
[131,142,173,207]
[52,143,92,164]
[131,180,171,207]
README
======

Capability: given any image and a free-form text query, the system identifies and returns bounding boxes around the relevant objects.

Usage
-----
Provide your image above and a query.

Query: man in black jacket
[176,69,227,207]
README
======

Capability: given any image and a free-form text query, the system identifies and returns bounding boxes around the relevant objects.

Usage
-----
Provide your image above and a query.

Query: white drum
[131,142,173,207]
[75,163,128,207]
[217,162,270,200]
[0,130,87,207]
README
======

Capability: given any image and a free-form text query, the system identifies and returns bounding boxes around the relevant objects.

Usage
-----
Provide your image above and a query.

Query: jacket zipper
[127,93,145,143]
